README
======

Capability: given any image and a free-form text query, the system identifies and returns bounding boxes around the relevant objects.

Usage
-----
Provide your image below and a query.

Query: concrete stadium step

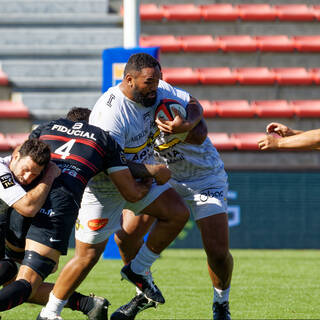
[2,60,102,78]
[0,28,122,47]
[0,13,121,26]
[20,91,101,120]
[177,85,320,101]
[0,0,109,14]
[160,52,320,69]
[141,21,320,37]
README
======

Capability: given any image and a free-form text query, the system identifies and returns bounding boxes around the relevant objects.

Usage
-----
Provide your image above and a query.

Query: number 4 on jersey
[54,139,76,159]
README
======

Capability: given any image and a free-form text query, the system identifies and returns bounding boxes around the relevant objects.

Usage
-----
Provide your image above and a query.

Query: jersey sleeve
[29,123,47,139]
[101,132,129,174]
[0,163,26,207]
[89,90,127,149]
[158,80,190,108]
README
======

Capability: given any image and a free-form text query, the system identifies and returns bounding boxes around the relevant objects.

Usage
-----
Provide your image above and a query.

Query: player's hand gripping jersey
[30,118,128,205]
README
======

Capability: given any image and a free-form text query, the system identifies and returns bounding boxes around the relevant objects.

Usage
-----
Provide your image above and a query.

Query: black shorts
[26,183,79,255]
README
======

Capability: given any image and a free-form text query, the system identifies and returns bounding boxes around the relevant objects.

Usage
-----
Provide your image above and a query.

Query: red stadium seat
[252,100,294,117]
[179,35,219,52]
[218,35,257,52]
[139,4,163,21]
[274,4,315,21]
[214,100,255,118]
[274,68,313,85]
[200,100,216,118]
[236,67,276,85]
[6,133,29,149]
[311,68,320,84]
[140,35,181,52]
[256,35,295,52]
[161,4,202,21]
[0,101,29,118]
[200,4,238,21]
[162,67,199,85]
[294,36,320,52]
[231,132,266,150]
[207,133,236,150]
[0,134,10,151]
[237,4,277,21]
[291,100,320,117]
[0,70,9,86]
[313,5,320,21]
[198,68,237,85]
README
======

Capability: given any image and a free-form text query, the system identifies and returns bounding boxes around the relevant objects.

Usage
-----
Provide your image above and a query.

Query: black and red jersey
[30,118,127,205]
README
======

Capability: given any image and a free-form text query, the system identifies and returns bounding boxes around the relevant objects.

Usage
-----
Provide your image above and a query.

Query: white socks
[131,243,160,275]
[214,287,230,304]
[40,291,68,317]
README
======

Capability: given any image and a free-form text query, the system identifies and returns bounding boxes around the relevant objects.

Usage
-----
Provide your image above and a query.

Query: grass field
[2,249,320,319]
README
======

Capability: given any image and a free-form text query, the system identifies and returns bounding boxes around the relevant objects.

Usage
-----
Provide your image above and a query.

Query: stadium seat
[200,100,216,118]
[140,4,163,21]
[230,132,266,150]
[236,68,276,85]
[198,68,237,85]
[313,5,320,21]
[0,101,29,118]
[274,4,315,21]
[0,69,9,86]
[291,100,320,117]
[162,67,199,85]
[207,133,236,150]
[252,100,294,118]
[200,4,238,21]
[311,68,320,84]
[218,35,257,52]
[274,68,313,85]
[256,35,295,52]
[179,35,219,52]
[140,35,181,52]
[6,133,29,149]
[161,4,202,21]
[294,36,320,52]
[214,100,255,118]
[237,4,277,21]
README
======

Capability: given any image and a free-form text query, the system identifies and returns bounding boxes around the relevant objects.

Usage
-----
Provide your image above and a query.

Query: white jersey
[154,136,227,182]
[87,80,190,194]
[0,156,26,213]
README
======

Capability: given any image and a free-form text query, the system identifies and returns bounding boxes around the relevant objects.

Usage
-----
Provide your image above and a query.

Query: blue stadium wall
[69,171,320,250]
[169,171,320,249]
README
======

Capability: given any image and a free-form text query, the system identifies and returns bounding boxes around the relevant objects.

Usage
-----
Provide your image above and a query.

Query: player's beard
[132,88,157,107]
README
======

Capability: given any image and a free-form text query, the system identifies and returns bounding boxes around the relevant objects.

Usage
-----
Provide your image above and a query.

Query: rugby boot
[110,293,157,320]
[120,263,165,304]
[36,310,63,320]
[86,294,110,320]
[213,301,231,320]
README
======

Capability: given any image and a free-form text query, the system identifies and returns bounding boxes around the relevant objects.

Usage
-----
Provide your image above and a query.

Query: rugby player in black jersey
[0,108,171,320]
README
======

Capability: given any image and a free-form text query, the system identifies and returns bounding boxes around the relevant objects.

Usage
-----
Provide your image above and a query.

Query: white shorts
[75,182,171,244]
[169,174,228,221]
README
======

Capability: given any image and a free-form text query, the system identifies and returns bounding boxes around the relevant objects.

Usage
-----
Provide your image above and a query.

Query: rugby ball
[155,99,187,121]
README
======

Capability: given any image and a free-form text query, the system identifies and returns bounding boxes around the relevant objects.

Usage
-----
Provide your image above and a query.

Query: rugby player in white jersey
[111,88,233,319]
[40,53,200,318]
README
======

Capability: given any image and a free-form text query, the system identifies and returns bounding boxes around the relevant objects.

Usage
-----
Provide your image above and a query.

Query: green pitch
[2,249,320,319]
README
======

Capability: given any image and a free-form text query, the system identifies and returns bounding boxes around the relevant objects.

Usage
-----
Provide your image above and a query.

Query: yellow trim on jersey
[156,138,181,151]
[124,130,161,154]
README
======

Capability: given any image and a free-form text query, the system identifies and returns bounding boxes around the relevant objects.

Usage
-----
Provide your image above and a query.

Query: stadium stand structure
[133,0,320,169]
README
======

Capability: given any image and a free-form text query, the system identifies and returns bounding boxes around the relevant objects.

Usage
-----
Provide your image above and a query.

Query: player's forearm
[278,129,320,149]
[184,118,208,145]
[184,97,203,131]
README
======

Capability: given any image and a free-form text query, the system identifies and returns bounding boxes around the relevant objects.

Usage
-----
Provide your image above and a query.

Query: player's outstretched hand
[266,122,293,137]
[258,134,280,150]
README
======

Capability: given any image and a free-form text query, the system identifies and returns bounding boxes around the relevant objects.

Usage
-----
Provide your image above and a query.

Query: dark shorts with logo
[8,182,79,256]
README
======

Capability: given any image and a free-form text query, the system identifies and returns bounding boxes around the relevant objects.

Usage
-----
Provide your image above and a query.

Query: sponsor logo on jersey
[0,173,15,189]
[87,218,109,231]
[50,124,97,141]
[39,208,55,217]
[200,188,224,202]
